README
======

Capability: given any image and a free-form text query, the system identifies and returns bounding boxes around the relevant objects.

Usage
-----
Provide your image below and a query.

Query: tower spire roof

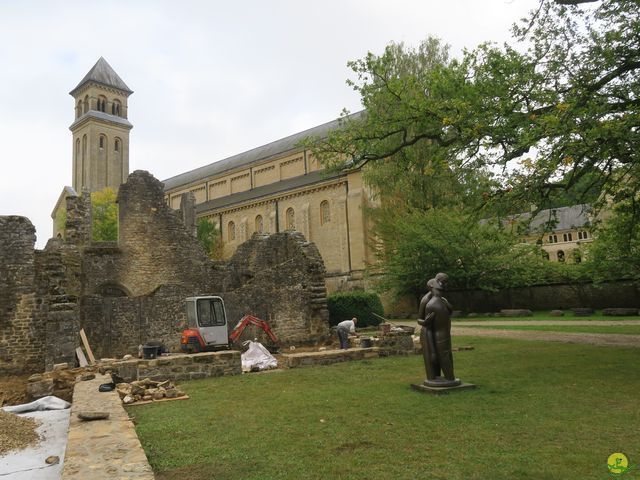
[70,57,132,96]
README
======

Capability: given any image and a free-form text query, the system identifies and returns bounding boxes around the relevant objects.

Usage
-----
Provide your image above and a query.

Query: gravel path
[453,320,640,326]
[453,326,640,348]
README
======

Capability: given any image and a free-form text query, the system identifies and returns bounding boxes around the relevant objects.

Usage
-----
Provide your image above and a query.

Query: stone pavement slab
[62,374,154,480]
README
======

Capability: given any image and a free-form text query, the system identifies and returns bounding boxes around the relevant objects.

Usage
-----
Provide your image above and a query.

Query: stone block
[602,308,639,316]
[27,378,54,399]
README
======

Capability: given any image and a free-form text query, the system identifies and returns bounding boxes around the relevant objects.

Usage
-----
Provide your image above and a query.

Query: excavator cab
[180,296,229,352]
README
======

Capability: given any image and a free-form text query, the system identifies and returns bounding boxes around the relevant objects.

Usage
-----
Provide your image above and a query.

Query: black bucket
[142,345,158,359]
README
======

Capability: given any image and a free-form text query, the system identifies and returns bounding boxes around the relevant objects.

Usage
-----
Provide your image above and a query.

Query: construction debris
[0,410,42,456]
[115,378,186,405]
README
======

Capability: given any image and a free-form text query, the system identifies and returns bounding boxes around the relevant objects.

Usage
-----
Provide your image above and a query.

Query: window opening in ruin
[557,250,565,262]
[255,215,263,233]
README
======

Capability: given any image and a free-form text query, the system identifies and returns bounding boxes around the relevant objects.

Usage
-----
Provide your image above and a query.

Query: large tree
[312,0,639,213]
[307,0,639,292]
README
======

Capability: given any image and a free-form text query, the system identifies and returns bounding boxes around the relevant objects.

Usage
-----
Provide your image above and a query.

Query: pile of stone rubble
[115,378,186,405]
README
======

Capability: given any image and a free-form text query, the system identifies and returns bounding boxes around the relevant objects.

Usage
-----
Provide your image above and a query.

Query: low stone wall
[111,351,241,383]
[376,331,415,355]
[281,348,381,368]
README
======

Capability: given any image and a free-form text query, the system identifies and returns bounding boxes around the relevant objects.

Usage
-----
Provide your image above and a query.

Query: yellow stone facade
[163,119,374,292]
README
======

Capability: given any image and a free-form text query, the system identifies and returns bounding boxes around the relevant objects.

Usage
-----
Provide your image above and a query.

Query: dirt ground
[0,375,30,407]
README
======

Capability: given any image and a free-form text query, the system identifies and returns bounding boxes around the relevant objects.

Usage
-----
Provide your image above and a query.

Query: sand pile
[0,410,42,456]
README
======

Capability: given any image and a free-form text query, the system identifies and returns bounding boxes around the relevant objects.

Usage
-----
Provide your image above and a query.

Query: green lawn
[472,324,640,335]
[130,337,640,480]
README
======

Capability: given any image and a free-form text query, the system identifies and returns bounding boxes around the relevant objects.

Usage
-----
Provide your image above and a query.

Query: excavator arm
[229,315,279,344]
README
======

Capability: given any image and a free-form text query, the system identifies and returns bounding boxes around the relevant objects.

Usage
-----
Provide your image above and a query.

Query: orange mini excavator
[180,296,278,353]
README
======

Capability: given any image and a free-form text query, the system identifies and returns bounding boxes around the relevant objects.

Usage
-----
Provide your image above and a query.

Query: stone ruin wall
[0,217,44,374]
[0,170,331,374]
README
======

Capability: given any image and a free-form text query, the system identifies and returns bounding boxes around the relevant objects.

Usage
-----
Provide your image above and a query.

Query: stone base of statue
[411,378,476,395]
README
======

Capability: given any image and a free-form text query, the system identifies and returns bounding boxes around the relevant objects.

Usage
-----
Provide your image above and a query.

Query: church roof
[70,57,133,96]
[506,204,592,233]
[162,111,364,191]
[194,169,344,213]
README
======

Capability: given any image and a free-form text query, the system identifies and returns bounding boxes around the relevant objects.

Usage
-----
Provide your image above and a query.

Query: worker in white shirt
[336,317,359,349]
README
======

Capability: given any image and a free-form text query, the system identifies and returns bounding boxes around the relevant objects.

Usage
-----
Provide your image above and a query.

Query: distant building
[512,204,593,263]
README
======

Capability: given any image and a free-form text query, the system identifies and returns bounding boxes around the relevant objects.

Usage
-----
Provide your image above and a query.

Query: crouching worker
[336,317,359,349]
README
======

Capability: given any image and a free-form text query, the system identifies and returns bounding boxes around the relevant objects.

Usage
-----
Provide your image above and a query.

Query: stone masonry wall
[224,232,330,345]
[114,171,217,297]
[0,171,331,373]
[446,280,640,313]
[0,217,45,374]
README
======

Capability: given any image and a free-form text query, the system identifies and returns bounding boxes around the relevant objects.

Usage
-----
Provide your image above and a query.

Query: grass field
[130,337,640,480]
[472,324,640,335]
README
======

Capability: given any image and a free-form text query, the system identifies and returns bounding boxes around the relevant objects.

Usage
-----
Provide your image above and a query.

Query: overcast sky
[0,0,537,247]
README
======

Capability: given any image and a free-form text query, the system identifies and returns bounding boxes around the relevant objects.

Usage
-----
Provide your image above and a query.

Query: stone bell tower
[69,57,133,193]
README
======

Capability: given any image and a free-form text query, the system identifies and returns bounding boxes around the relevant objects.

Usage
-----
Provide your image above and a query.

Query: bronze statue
[417,273,460,387]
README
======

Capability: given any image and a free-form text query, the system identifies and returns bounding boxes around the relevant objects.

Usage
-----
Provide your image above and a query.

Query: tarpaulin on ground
[0,396,70,480]
[241,341,277,372]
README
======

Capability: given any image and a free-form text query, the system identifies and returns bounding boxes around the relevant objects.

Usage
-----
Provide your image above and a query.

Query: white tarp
[241,341,277,372]
[2,396,70,414]
[0,396,71,480]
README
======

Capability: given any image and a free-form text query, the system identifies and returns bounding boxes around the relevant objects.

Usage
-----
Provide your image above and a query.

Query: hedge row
[327,291,384,328]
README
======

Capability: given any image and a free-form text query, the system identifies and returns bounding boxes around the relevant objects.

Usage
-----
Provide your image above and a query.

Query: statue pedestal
[411,381,476,395]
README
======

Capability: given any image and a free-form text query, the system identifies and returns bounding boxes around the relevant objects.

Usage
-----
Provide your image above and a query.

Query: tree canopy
[91,188,118,242]
[311,0,639,214]
[308,0,639,294]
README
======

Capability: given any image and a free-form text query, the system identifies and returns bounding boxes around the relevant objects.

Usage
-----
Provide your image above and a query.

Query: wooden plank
[126,395,190,407]
[79,329,96,364]
[76,347,88,367]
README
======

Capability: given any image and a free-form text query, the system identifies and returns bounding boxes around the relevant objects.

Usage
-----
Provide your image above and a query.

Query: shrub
[327,291,384,328]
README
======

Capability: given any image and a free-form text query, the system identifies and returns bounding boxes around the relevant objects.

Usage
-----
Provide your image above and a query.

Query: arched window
[112,100,121,116]
[82,134,87,187]
[114,138,121,152]
[76,101,82,118]
[285,208,295,231]
[83,95,89,114]
[255,215,263,233]
[557,250,565,262]
[228,221,236,241]
[98,96,107,112]
[320,200,330,225]
[99,135,106,149]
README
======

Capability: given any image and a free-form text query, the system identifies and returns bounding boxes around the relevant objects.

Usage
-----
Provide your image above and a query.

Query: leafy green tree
[370,207,552,296]
[91,188,118,241]
[311,1,640,216]
[197,218,223,259]
[585,195,640,282]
